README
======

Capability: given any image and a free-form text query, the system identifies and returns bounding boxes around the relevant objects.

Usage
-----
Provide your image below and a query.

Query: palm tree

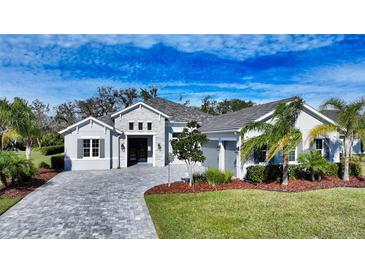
[308,97,365,181]
[0,97,40,160]
[240,98,304,185]
[140,86,158,101]
[297,150,329,181]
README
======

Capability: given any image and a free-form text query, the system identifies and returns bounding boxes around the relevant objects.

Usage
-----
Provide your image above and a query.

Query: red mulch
[0,168,60,198]
[144,176,365,195]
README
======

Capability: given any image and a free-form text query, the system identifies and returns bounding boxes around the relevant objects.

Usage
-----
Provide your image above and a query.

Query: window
[92,139,99,157]
[129,122,134,130]
[83,139,90,157]
[138,122,143,130]
[147,122,152,131]
[83,139,100,158]
[289,149,296,162]
[254,145,267,163]
[315,139,323,152]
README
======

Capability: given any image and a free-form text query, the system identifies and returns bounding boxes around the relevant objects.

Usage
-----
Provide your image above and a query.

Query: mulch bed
[145,176,365,195]
[0,168,60,198]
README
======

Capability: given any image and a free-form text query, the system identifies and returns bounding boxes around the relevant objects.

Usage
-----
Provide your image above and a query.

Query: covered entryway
[128,138,148,166]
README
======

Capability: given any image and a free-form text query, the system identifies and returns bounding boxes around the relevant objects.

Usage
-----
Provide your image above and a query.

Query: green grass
[0,196,21,215]
[145,188,365,239]
[14,150,63,168]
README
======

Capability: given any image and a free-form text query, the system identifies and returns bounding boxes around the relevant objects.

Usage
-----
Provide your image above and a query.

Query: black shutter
[324,138,330,160]
[100,139,105,158]
[77,139,83,159]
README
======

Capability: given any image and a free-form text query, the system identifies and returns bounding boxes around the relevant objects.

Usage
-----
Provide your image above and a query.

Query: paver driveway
[0,165,199,239]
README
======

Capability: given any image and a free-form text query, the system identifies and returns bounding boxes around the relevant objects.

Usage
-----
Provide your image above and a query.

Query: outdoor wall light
[158,143,162,150]
[121,144,125,151]
[216,144,221,151]
[235,146,240,153]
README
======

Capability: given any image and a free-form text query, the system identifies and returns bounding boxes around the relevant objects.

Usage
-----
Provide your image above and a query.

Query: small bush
[40,145,64,156]
[193,172,206,183]
[324,163,339,177]
[51,154,64,170]
[205,168,226,184]
[0,152,37,184]
[38,161,51,169]
[223,170,234,183]
[245,165,282,183]
[338,162,362,177]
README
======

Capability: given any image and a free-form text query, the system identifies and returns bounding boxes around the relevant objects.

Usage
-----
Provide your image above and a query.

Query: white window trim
[147,121,152,131]
[83,138,100,159]
[315,138,325,157]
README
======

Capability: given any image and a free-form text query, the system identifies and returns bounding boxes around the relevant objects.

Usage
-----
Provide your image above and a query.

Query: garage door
[224,141,237,176]
[202,140,219,168]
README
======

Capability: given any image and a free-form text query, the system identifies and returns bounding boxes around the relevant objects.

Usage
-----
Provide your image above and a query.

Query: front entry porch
[125,135,154,167]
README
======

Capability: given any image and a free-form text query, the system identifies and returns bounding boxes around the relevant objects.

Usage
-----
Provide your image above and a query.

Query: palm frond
[266,129,302,160]
[320,97,346,112]
[240,121,273,138]
[307,124,337,143]
[240,133,270,161]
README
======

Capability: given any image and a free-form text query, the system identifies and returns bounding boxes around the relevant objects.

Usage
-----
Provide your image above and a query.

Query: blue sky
[1,34,365,108]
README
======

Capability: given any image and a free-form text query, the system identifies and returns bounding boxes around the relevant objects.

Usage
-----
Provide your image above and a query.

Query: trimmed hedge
[51,154,64,170]
[246,162,362,183]
[193,172,206,183]
[40,145,64,156]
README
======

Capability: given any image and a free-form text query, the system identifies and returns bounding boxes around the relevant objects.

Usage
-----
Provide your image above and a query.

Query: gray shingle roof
[321,110,340,122]
[98,114,114,127]
[144,97,212,123]
[199,97,298,132]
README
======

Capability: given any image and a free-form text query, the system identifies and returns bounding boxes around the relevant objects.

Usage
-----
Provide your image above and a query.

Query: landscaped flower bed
[145,176,365,195]
[0,168,59,198]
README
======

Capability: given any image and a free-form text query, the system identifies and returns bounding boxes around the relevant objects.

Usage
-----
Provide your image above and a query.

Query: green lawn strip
[145,188,365,239]
[14,150,63,167]
[0,196,21,215]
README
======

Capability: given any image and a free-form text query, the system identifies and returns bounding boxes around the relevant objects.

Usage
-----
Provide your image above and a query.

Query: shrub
[338,162,362,177]
[38,161,50,169]
[205,168,226,184]
[51,154,64,170]
[193,172,206,183]
[40,145,64,156]
[297,151,329,181]
[223,170,234,183]
[0,152,37,185]
[245,165,282,183]
[324,163,339,177]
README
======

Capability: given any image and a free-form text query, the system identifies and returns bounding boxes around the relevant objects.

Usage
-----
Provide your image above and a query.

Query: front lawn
[145,188,365,238]
[0,196,21,215]
[14,150,63,167]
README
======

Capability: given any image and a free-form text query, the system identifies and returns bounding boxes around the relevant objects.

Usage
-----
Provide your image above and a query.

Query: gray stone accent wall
[114,105,166,167]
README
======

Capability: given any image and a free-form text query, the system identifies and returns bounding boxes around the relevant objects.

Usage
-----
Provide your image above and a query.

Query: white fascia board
[303,104,337,125]
[111,102,170,119]
[58,116,123,135]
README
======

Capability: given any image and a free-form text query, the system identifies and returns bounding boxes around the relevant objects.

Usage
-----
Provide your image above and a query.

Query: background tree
[200,96,254,115]
[140,86,158,101]
[170,121,208,186]
[308,97,365,181]
[0,98,40,160]
[298,150,329,181]
[240,98,304,185]
[54,101,79,129]
[31,99,52,147]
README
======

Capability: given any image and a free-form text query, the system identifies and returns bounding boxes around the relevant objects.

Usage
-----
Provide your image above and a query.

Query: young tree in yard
[240,97,304,185]
[308,97,365,182]
[298,150,329,181]
[170,121,208,186]
[0,98,40,160]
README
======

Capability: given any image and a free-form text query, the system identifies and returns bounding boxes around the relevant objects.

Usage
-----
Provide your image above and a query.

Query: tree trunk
[37,138,42,148]
[311,170,315,182]
[282,153,289,185]
[343,137,352,182]
[0,172,8,187]
[25,143,32,160]
[188,163,193,187]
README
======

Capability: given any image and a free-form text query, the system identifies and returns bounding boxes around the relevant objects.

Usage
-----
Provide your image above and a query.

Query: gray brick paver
[0,165,203,239]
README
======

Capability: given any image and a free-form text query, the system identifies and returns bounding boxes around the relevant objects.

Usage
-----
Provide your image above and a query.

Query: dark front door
[128,138,148,166]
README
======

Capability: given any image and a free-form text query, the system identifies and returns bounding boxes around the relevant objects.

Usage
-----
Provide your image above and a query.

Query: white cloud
[0,34,345,61]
